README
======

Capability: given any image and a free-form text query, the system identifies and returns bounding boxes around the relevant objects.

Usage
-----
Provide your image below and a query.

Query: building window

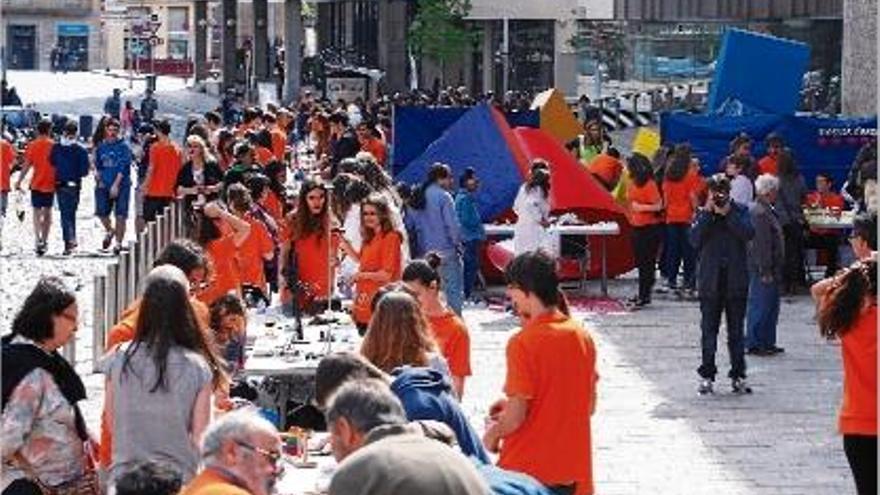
[168,39,188,60]
[168,7,190,33]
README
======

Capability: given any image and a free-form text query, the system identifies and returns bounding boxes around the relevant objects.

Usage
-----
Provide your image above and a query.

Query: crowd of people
[0,87,877,495]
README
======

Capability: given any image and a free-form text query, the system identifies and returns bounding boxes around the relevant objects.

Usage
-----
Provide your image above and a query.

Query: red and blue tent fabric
[391,105,539,174]
[397,103,634,280]
[396,103,530,220]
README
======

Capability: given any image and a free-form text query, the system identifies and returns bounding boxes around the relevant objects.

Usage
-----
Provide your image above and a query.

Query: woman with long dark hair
[104,265,226,485]
[340,193,403,334]
[2,278,94,494]
[626,153,664,308]
[775,149,808,294]
[662,146,700,294]
[279,178,339,312]
[194,201,252,305]
[513,160,551,255]
[814,258,877,495]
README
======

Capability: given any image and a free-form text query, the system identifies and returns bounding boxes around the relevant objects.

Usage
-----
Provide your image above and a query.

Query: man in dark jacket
[746,174,785,356]
[327,112,359,178]
[689,173,755,395]
[49,120,90,254]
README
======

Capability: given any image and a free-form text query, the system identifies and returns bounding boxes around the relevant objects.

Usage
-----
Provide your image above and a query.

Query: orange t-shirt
[587,153,622,189]
[146,140,183,198]
[839,304,877,436]
[237,216,274,290]
[0,139,15,192]
[198,235,242,305]
[757,155,778,176]
[427,312,472,378]
[499,311,597,490]
[352,230,402,324]
[361,138,387,166]
[626,180,662,227]
[261,191,285,224]
[663,170,700,224]
[255,146,274,167]
[180,468,252,495]
[24,136,55,193]
[292,231,339,301]
[100,297,210,467]
[271,127,287,161]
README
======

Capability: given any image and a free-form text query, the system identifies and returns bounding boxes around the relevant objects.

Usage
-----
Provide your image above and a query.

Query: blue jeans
[462,240,481,299]
[746,273,781,350]
[55,185,80,244]
[665,223,696,289]
[440,252,464,315]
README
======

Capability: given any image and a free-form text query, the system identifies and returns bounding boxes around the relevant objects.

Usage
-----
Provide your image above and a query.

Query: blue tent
[708,29,810,115]
[391,106,538,174]
[397,104,527,220]
[660,111,877,186]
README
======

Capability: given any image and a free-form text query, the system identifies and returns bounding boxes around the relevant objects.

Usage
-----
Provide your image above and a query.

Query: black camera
[712,192,729,208]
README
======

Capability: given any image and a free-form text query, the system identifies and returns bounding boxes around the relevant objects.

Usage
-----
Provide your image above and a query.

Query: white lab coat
[513,184,550,255]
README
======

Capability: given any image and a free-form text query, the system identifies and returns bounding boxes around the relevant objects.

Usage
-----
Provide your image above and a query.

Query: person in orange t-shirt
[195,202,251,305]
[341,194,403,333]
[814,259,877,495]
[586,149,623,192]
[804,173,847,277]
[757,133,784,176]
[356,122,387,167]
[402,254,471,398]
[279,179,340,313]
[144,119,183,222]
[661,151,701,293]
[15,119,56,254]
[227,183,275,296]
[484,251,597,494]
[0,136,17,221]
[626,153,664,307]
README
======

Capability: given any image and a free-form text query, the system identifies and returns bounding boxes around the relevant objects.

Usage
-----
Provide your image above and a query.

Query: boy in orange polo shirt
[484,251,598,495]
[15,119,55,255]
[144,119,182,223]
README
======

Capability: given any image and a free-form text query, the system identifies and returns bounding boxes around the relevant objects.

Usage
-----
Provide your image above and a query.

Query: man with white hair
[179,409,282,495]
[746,174,785,357]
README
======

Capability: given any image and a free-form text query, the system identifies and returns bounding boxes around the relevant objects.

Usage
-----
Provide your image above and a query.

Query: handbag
[12,440,102,495]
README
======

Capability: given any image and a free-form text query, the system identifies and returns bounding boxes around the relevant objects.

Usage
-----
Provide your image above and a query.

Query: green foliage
[408,0,477,67]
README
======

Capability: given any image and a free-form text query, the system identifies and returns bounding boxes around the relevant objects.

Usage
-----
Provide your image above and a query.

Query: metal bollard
[92,275,107,372]
[137,230,147,288]
[106,261,119,329]
[114,260,126,321]
[146,221,159,270]
[120,248,132,307]
[156,215,165,252]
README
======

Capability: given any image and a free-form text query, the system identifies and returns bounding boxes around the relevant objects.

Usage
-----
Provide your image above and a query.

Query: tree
[408,0,477,86]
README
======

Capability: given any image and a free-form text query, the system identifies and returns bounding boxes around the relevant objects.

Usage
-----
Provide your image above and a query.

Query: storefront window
[168,7,190,33]
[490,20,554,93]
[168,39,188,60]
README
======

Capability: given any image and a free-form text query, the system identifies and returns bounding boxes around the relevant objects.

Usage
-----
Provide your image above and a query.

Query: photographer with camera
[689,173,755,395]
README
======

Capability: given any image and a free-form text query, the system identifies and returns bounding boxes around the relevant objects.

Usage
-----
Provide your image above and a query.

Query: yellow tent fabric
[530,89,582,145]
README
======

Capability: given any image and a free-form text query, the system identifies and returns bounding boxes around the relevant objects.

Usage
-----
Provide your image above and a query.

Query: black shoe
[731,378,752,394]
[102,232,114,251]
[746,347,762,355]
[768,346,785,355]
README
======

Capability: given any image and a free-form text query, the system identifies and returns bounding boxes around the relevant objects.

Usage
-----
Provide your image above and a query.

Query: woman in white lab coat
[513,161,552,255]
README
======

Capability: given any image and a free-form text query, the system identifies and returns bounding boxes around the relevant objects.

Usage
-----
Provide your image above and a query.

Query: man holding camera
[689,173,755,395]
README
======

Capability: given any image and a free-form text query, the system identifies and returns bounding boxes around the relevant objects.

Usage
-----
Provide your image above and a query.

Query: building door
[57,24,90,71]
[7,25,37,70]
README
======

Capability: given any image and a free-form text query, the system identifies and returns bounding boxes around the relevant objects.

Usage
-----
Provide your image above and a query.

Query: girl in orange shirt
[815,259,877,495]
[195,202,251,305]
[279,178,339,313]
[340,193,403,334]
[626,153,664,308]
[661,148,701,295]
[360,289,447,376]
[402,253,471,399]
[226,183,275,300]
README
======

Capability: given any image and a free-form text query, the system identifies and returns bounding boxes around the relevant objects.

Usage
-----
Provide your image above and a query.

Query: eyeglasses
[235,441,282,468]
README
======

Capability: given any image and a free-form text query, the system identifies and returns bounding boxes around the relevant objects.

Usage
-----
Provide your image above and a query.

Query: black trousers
[3,479,42,495]
[782,223,806,290]
[631,224,662,302]
[143,196,173,223]
[844,434,877,495]
[698,275,747,381]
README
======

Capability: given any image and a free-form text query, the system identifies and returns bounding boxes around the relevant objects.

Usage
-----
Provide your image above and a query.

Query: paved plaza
[0,72,856,494]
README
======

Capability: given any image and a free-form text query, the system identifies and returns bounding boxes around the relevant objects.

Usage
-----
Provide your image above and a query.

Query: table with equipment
[484,222,621,295]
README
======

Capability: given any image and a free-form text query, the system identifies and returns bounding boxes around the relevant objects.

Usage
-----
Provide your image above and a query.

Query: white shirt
[513,184,550,255]
[730,174,754,206]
